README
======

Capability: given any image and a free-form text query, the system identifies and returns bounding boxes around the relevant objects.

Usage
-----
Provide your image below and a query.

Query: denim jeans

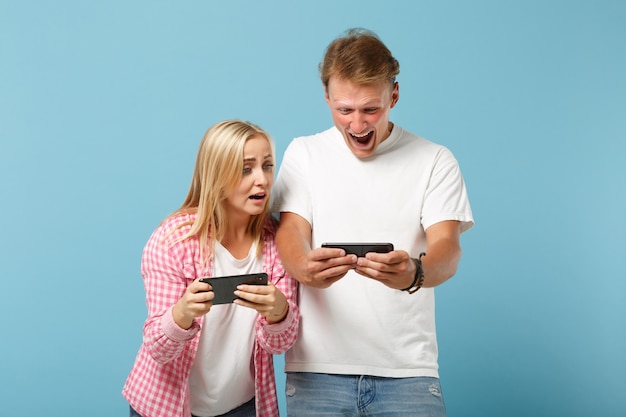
[129,397,255,417]
[285,373,446,417]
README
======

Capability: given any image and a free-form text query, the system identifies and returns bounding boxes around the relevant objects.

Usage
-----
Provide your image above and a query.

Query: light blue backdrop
[1,1,624,416]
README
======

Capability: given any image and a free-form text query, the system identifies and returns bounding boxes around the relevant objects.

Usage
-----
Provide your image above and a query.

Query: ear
[390,82,399,108]
[323,84,330,105]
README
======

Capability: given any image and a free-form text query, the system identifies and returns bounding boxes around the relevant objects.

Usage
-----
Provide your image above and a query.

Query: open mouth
[249,193,266,200]
[350,131,374,145]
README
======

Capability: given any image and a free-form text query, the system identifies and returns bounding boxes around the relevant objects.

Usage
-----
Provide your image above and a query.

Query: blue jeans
[129,397,255,417]
[285,373,446,417]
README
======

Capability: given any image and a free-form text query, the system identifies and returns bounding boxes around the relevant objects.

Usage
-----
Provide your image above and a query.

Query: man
[272,28,474,417]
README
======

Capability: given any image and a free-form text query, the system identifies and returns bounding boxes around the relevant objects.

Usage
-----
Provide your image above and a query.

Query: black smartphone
[199,273,268,305]
[321,242,394,257]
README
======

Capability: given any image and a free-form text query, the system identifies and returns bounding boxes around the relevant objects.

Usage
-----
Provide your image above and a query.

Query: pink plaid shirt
[122,213,299,417]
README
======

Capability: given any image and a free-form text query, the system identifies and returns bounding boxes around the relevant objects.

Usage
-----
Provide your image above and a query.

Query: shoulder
[288,126,338,149]
[294,126,336,141]
[145,212,198,250]
[141,212,203,273]
[395,126,457,161]
[281,127,342,168]
[396,126,440,150]
[154,212,196,236]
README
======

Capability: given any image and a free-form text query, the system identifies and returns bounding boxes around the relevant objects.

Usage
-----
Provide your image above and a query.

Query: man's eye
[338,109,351,114]
[364,108,379,114]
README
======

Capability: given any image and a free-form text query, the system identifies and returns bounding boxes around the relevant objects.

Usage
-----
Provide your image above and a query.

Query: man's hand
[277,212,357,288]
[298,246,357,288]
[355,221,463,290]
[354,250,417,290]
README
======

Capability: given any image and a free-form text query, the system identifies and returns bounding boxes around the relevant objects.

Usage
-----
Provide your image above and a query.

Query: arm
[251,226,301,354]
[275,212,313,281]
[276,211,356,288]
[140,220,212,363]
[253,276,300,354]
[142,275,201,364]
[421,220,462,287]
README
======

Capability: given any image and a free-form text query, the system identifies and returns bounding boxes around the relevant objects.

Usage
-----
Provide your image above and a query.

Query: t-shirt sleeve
[271,139,312,223]
[421,147,474,233]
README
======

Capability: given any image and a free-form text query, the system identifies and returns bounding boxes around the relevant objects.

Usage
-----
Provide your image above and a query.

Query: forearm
[421,237,462,287]
[275,218,311,283]
[420,220,463,288]
[141,269,199,362]
[143,306,199,363]
[256,300,299,354]
[255,239,301,351]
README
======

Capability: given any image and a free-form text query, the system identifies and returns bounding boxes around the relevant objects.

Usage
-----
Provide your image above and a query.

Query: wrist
[268,302,289,324]
[172,302,194,330]
[400,252,426,294]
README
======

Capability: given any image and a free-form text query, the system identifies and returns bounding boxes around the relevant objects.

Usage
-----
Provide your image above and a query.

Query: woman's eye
[243,167,252,174]
[263,163,274,172]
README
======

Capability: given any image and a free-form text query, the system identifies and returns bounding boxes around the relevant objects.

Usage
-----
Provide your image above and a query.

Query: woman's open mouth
[249,193,266,200]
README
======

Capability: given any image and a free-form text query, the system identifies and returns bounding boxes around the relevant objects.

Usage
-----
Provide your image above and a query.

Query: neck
[219,219,254,259]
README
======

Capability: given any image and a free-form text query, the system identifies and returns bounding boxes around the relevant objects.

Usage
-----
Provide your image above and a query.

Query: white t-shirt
[188,241,261,416]
[272,125,474,378]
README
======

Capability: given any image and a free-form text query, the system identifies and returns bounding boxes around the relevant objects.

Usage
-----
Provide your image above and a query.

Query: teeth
[351,130,372,138]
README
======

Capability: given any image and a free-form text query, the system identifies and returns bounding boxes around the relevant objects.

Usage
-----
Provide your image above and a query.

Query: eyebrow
[243,153,273,162]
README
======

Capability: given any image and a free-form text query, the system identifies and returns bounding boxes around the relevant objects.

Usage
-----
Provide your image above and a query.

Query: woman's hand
[171,279,214,329]
[234,282,289,324]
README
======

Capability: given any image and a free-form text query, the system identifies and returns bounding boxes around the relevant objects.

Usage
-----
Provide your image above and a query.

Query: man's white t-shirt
[272,125,474,378]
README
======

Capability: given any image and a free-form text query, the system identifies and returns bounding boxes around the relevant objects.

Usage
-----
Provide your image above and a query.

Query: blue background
[1,1,625,416]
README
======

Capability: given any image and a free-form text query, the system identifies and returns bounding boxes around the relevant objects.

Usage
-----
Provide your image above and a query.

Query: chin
[349,144,376,159]
[248,205,267,216]
[344,140,374,158]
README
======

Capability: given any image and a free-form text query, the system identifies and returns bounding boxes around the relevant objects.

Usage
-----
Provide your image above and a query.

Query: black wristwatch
[401,252,426,294]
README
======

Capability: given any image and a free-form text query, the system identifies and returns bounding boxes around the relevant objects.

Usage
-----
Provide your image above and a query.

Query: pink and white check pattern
[122,213,299,417]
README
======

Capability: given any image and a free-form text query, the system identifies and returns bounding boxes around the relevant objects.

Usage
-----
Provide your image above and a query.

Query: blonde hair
[170,119,275,263]
[319,28,399,88]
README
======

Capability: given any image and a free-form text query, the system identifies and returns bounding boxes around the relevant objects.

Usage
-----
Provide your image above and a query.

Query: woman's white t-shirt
[188,241,261,416]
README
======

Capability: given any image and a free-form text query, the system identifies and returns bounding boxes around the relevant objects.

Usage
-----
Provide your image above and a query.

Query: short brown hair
[319,28,400,87]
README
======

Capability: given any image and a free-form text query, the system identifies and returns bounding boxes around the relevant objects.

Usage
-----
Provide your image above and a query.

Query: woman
[123,120,299,417]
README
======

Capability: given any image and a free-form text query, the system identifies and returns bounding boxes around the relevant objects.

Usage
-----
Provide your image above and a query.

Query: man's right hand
[299,247,357,288]
[276,212,357,288]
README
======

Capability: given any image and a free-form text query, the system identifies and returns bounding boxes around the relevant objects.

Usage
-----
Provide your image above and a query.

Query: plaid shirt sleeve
[123,214,207,417]
[257,216,300,353]
[141,215,204,363]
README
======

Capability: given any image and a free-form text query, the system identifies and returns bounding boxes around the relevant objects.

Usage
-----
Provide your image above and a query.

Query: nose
[350,112,367,133]
[253,168,269,186]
